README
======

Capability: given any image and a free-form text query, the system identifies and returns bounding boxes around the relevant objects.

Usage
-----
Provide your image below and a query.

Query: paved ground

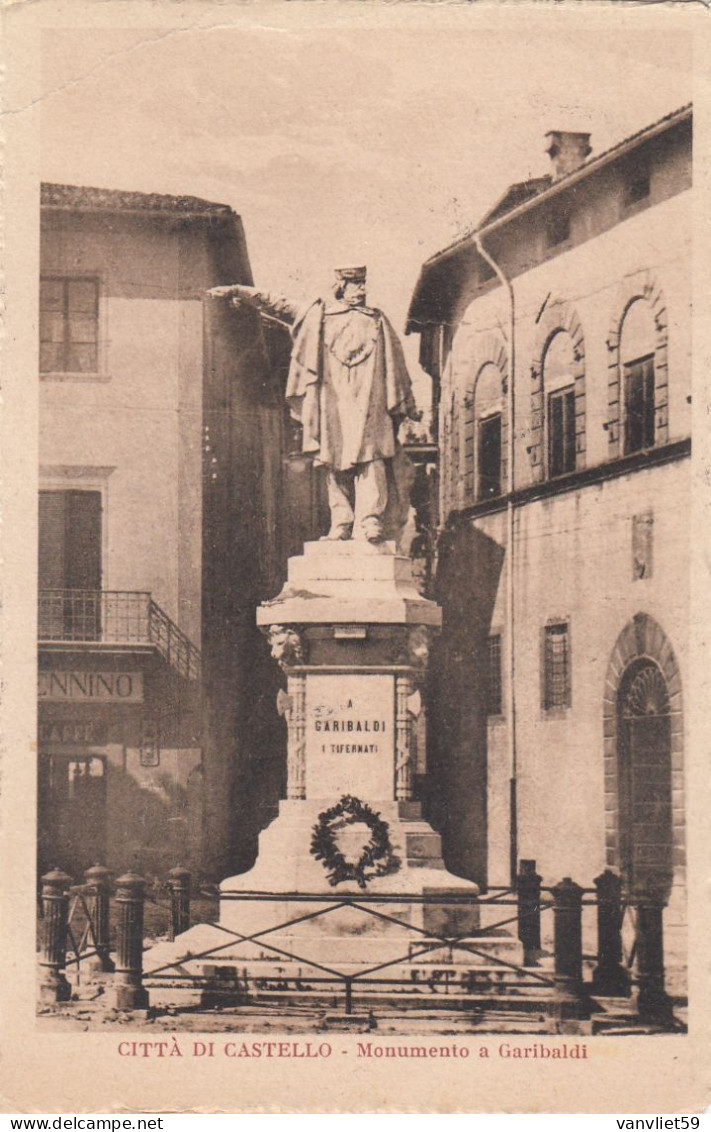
[37,983,687,1037]
[38,900,687,1038]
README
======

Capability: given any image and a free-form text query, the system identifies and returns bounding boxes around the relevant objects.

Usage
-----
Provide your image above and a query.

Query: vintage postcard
[1,0,710,1114]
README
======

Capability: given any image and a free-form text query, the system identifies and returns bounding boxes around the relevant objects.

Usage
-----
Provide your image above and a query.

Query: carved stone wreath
[310,794,394,889]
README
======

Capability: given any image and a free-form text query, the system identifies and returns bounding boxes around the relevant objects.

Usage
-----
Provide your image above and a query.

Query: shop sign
[39,720,110,745]
[38,671,143,703]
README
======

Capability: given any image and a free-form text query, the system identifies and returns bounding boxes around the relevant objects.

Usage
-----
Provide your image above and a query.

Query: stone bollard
[84,865,115,974]
[110,871,149,1010]
[517,859,542,967]
[167,867,191,941]
[634,890,673,1026]
[591,870,629,997]
[549,877,589,1027]
[38,868,73,1004]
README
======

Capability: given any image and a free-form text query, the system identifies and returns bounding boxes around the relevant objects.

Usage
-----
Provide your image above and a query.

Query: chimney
[545,131,592,179]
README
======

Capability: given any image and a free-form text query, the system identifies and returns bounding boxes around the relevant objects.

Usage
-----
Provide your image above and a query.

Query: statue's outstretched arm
[207,284,301,326]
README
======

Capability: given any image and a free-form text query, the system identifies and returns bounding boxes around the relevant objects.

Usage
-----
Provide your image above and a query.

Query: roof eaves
[420,102,692,274]
[40,182,236,220]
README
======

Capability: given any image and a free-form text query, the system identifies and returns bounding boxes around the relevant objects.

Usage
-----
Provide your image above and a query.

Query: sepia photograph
[2,0,709,1115]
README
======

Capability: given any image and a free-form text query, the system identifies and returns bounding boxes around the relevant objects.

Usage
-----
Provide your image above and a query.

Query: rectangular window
[547,210,571,248]
[477,413,502,499]
[624,356,655,454]
[624,168,650,207]
[40,277,99,374]
[487,634,503,716]
[548,386,576,477]
[543,621,571,711]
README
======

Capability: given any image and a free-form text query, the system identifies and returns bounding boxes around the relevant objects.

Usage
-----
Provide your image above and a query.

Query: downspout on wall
[473,234,518,886]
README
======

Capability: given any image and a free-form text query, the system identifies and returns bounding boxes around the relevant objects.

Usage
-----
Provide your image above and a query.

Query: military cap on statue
[334,265,367,283]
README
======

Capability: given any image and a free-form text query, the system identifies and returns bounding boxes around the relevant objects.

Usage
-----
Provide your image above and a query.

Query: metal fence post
[38,868,73,1004]
[591,869,629,997]
[550,876,589,1025]
[84,864,115,974]
[517,859,542,967]
[167,867,191,941]
[634,890,673,1026]
[110,871,149,1010]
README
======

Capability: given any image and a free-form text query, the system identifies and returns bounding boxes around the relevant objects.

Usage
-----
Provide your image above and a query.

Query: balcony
[38,590,200,681]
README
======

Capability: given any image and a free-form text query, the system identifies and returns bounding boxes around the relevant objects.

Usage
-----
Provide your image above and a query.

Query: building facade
[37,184,322,882]
[407,107,691,945]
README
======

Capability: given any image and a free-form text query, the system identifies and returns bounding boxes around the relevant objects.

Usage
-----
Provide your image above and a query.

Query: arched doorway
[617,660,673,902]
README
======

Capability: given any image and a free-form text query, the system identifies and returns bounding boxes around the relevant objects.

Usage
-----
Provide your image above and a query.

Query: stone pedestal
[145,541,481,986]
[218,540,477,966]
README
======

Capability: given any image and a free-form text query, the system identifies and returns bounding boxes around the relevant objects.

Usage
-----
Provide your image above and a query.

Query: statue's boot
[320,524,353,541]
[361,518,384,544]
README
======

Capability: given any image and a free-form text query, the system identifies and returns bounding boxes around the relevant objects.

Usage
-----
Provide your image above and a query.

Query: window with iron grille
[40,277,99,374]
[624,355,655,454]
[548,385,576,477]
[477,413,502,499]
[487,634,503,716]
[543,621,571,710]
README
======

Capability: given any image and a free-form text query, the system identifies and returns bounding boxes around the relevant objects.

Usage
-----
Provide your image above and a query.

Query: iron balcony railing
[38,589,201,682]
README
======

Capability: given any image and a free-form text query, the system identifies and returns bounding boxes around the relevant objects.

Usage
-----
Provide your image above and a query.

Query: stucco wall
[39,213,208,643]
[37,208,240,878]
[429,169,691,900]
[442,188,691,509]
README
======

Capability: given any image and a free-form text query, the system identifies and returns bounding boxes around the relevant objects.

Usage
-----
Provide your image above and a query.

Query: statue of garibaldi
[210,266,421,544]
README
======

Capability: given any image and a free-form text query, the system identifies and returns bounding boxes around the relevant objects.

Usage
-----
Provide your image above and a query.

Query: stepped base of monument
[142,932,542,1012]
[142,799,494,982]
[218,797,480,952]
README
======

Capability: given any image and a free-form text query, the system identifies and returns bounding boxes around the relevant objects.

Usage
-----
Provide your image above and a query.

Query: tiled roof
[423,102,693,267]
[479,176,552,226]
[406,103,692,333]
[41,182,234,217]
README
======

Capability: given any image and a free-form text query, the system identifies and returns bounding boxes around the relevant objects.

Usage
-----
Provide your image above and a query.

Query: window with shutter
[38,490,102,639]
[40,277,99,374]
[477,414,502,500]
[624,356,655,453]
[548,386,576,477]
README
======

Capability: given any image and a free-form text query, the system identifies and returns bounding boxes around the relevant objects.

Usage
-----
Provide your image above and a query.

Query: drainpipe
[473,233,518,887]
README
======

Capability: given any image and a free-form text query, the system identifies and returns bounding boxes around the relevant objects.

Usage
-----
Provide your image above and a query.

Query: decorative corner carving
[408,625,431,669]
[266,625,307,670]
[276,688,293,717]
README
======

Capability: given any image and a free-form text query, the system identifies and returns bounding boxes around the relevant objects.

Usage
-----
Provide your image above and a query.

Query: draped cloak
[285,300,417,473]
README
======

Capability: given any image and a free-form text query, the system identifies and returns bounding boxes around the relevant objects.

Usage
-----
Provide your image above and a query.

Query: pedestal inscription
[305,674,395,799]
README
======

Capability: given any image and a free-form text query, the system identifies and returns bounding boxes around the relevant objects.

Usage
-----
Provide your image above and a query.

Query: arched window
[543,331,577,478]
[529,300,585,480]
[471,362,503,501]
[620,299,657,454]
